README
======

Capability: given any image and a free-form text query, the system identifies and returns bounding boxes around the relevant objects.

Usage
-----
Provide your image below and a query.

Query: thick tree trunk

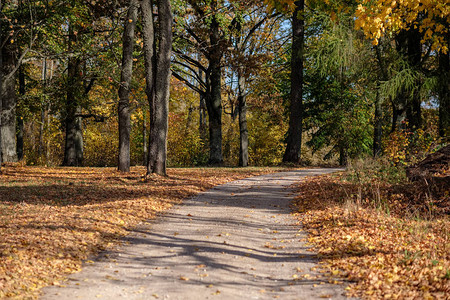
[147,0,172,175]
[63,24,83,166]
[237,71,248,167]
[118,0,139,172]
[1,33,18,163]
[438,46,449,139]
[205,16,223,166]
[142,0,172,176]
[141,0,156,173]
[0,4,3,172]
[395,29,422,131]
[283,0,304,164]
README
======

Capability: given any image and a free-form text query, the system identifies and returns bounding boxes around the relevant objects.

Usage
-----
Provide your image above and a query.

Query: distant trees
[0,0,447,171]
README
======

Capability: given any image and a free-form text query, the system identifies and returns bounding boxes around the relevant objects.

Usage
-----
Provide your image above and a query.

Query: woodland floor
[0,166,448,299]
[0,165,286,299]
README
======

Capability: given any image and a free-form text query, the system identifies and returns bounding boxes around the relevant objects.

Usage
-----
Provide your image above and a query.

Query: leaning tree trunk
[1,30,18,163]
[283,0,304,164]
[237,70,248,167]
[63,24,83,166]
[118,0,139,172]
[205,15,223,166]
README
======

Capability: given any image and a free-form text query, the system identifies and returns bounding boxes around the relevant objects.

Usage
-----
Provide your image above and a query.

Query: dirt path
[41,169,349,300]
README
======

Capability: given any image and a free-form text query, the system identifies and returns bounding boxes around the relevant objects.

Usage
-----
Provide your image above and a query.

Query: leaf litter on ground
[291,173,449,300]
[0,165,281,299]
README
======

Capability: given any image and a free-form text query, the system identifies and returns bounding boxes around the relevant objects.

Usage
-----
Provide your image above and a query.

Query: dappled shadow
[0,183,179,206]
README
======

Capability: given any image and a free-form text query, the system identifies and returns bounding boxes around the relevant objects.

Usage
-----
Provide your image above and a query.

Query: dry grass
[0,165,280,299]
[292,174,449,299]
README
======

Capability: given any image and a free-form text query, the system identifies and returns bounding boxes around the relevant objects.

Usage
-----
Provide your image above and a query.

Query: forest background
[0,0,447,171]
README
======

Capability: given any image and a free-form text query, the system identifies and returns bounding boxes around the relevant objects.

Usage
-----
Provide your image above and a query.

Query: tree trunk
[0,2,3,172]
[143,109,148,166]
[283,0,304,164]
[63,23,83,166]
[438,46,449,139]
[237,71,248,167]
[38,108,45,156]
[141,0,156,173]
[199,93,208,142]
[339,144,348,166]
[147,0,172,175]
[17,66,24,161]
[118,0,139,172]
[1,30,18,163]
[142,0,172,176]
[205,15,223,166]
[373,88,382,157]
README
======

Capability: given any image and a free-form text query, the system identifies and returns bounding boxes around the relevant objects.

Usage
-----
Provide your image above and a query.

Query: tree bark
[141,0,156,172]
[0,1,3,172]
[1,28,18,163]
[63,23,83,166]
[142,0,172,176]
[17,65,24,161]
[118,0,139,172]
[237,70,248,167]
[143,109,148,166]
[205,15,223,166]
[283,0,304,164]
[339,144,348,166]
[147,0,172,175]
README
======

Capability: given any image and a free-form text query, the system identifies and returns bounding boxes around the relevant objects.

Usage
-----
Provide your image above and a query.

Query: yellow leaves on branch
[355,0,449,53]
[263,0,296,14]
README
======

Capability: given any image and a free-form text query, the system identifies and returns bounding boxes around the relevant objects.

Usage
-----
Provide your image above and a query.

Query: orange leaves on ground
[292,175,449,299]
[0,166,275,299]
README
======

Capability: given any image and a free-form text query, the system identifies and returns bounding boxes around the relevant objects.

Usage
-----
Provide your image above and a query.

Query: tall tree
[141,0,173,176]
[62,20,84,166]
[118,0,139,172]
[283,0,304,163]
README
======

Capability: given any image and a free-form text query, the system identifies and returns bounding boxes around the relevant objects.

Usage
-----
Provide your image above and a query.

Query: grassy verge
[0,165,282,299]
[292,160,449,299]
